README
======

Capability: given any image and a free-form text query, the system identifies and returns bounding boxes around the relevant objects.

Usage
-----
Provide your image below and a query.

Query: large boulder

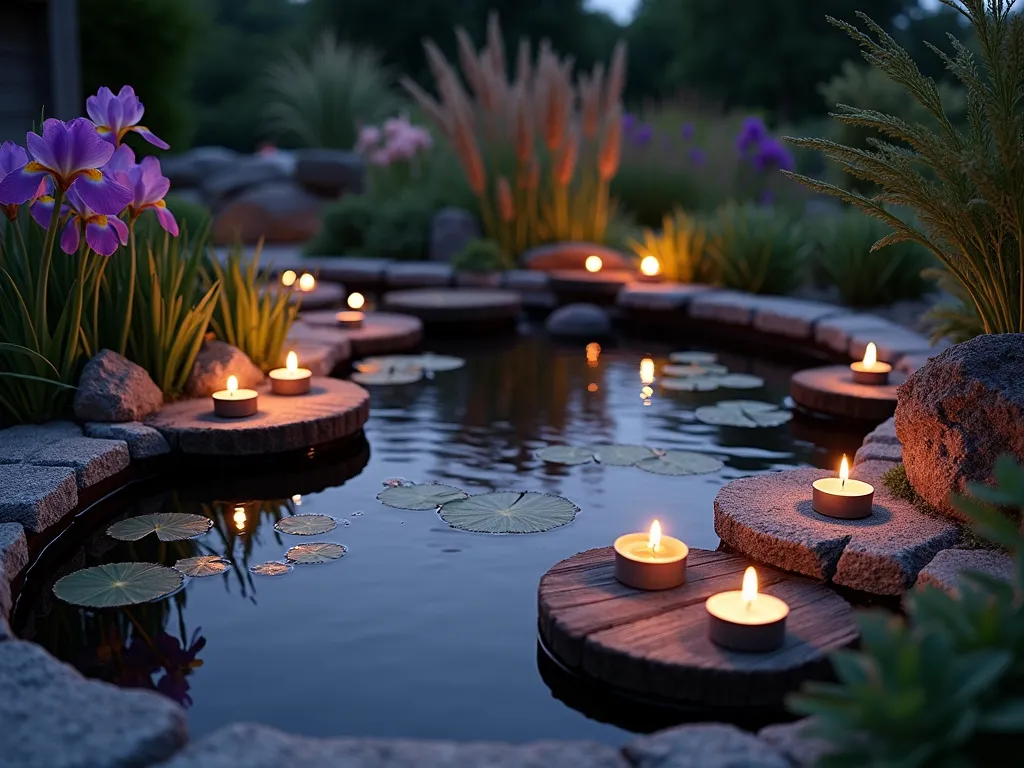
[186,340,264,398]
[293,148,364,197]
[202,156,291,207]
[160,146,238,189]
[429,207,481,263]
[895,334,1024,520]
[545,303,612,338]
[73,350,163,423]
[212,180,322,245]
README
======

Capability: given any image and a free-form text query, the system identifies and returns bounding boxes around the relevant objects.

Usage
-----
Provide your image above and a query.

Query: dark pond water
[16,332,865,745]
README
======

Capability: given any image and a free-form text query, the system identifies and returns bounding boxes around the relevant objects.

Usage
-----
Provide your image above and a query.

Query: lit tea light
[347,292,366,310]
[812,455,874,519]
[586,342,601,367]
[336,292,366,329]
[233,506,247,531]
[613,519,689,590]
[269,351,312,396]
[585,255,603,273]
[850,342,892,385]
[640,357,655,386]
[280,270,297,287]
[297,273,316,292]
[292,494,302,506]
[212,375,258,418]
[706,566,789,652]
[639,255,660,278]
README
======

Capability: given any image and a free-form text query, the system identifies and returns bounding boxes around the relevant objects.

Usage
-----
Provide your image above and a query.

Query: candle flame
[742,566,758,605]
[863,342,877,369]
[298,273,316,292]
[227,375,238,394]
[348,292,365,310]
[233,506,246,531]
[292,493,302,505]
[286,351,298,372]
[640,255,660,277]
[640,357,655,385]
[585,255,603,273]
[840,454,849,487]
[281,270,297,287]
[649,519,662,553]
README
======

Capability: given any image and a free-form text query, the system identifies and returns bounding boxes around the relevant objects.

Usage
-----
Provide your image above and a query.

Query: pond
[14,331,864,745]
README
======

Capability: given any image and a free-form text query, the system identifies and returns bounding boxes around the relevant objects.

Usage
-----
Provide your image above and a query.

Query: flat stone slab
[714,467,960,595]
[791,365,905,422]
[0,430,129,489]
[863,417,899,446]
[689,291,767,326]
[0,464,78,533]
[286,281,346,310]
[853,440,902,466]
[626,724,790,768]
[501,269,550,291]
[301,310,422,356]
[617,281,716,311]
[454,271,502,288]
[915,548,1014,596]
[848,329,938,364]
[83,422,171,460]
[286,321,353,375]
[758,719,832,768]
[385,262,454,287]
[752,298,850,340]
[147,377,370,456]
[814,314,906,357]
[0,421,83,455]
[0,522,27,621]
[296,256,393,284]
[382,288,521,325]
[548,269,633,299]
[160,722,628,768]
[0,640,187,768]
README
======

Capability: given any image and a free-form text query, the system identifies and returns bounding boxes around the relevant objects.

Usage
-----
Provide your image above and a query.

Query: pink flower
[355,126,381,156]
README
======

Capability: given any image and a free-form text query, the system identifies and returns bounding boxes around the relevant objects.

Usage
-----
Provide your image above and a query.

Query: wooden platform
[790,365,906,423]
[538,547,858,711]
[299,311,423,356]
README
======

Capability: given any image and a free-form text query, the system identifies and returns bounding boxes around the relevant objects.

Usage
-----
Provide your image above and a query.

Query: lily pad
[592,444,656,466]
[351,366,423,385]
[669,351,718,364]
[439,491,579,534]
[536,445,595,465]
[359,353,465,373]
[662,363,728,377]
[635,450,724,476]
[716,373,765,389]
[377,483,469,510]
[661,376,721,391]
[285,542,347,564]
[174,556,231,578]
[275,514,337,536]
[53,562,183,607]
[107,513,213,542]
[250,561,292,577]
[695,400,793,428]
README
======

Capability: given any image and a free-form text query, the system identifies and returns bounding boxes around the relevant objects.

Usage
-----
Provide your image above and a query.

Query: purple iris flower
[688,147,707,167]
[622,112,636,133]
[681,122,694,141]
[32,185,129,256]
[0,141,46,220]
[735,116,769,156]
[0,118,131,216]
[751,138,795,173]
[633,124,654,147]
[86,86,169,150]
[106,145,178,236]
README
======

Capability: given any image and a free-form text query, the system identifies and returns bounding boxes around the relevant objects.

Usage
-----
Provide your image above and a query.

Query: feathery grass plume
[514,38,531,90]
[497,177,514,222]
[486,12,506,81]
[598,106,622,181]
[456,28,487,106]
[555,130,578,186]
[515,87,534,162]
[604,42,628,116]
[784,0,1024,335]
[580,65,604,140]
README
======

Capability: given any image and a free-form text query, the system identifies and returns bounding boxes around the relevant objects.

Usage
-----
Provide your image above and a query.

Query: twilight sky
[585,0,941,25]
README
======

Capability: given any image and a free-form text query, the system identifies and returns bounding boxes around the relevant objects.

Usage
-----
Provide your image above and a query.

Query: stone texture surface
[854,440,902,466]
[501,270,550,291]
[385,262,455,288]
[455,271,502,288]
[790,365,904,423]
[0,640,187,768]
[689,291,766,326]
[625,724,790,768]
[1,435,130,489]
[301,311,422,356]
[303,257,391,283]
[758,720,833,768]
[0,522,28,622]
[288,281,346,310]
[895,334,1024,521]
[202,155,290,204]
[616,281,716,311]
[429,207,481,263]
[521,242,631,271]
[382,289,521,324]
[815,314,903,356]
[714,467,960,594]
[752,298,849,340]
[149,377,370,456]
[293,148,364,197]
[286,321,352,376]
[162,146,238,188]
[915,548,1014,595]
[545,303,612,338]
[864,417,899,446]
[0,464,78,533]
[83,422,171,460]
[161,723,627,768]
[186,340,265,398]
[848,330,938,364]
[73,349,163,423]
[548,270,632,300]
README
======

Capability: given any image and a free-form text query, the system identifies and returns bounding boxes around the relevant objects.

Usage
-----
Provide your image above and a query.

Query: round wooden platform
[538,547,858,711]
[548,270,633,305]
[382,288,521,332]
[299,310,423,356]
[276,282,346,310]
[790,365,906,422]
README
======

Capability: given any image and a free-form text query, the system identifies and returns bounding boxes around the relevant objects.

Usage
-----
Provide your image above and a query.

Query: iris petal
[109,215,130,246]
[86,86,115,126]
[68,118,115,172]
[27,120,67,177]
[0,165,49,205]
[0,141,29,177]
[71,172,131,216]
[132,126,170,151]
[155,205,179,237]
[60,218,81,254]
[85,218,121,256]
[30,197,56,229]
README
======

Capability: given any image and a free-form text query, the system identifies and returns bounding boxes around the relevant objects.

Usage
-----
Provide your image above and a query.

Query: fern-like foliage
[785,0,1024,335]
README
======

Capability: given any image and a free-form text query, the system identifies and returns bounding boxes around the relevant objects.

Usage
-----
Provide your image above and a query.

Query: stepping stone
[549,269,633,304]
[501,270,550,291]
[83,422,171,460]
[382,288,521,330]
[0,522,27,622]
[752,298,849,340]
[0,641,187,768]
[616,281,716,311]
[0,421,83,457]
[626,724,791,768]
[545,303,612,338]
[915,548,1014,596]
[853,440,902,466]
[0,464,78,533]
[300,310,422,356]
[758,719,833,768]
[848,330,938,364]
[286,321,353,375]
[714,467,960,595]
[790,365,905,422]
[293,256,392,285]
[520,241,632,271]
[284,281,345,310]
[814,314,905,357]
[148,377,370,456]
[689,291,767,326]
[863,417,899,446]
[385,262,454,287]
[896,351,940,375]
[0,434,130,489]
[454,271,502,288]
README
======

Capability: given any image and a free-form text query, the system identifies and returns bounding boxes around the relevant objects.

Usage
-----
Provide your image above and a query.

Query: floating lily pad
[635,450,724,476]
[716,373,765,389]
[695,400,793,428]
[592,444,656,466]
[275,514,337,536]
[285,542,347,563]
[250,561,292,577]
[350,366,423,385]
[536,445,595,465]
[107,513,213,542]
[439,491,579,534]
[376,482,469,510]
[669,351,718,364]
[662,363,728,377]
[360,353,465,373]
[661,376,721,391]
[174,556,231,578]
[53,562,183,607]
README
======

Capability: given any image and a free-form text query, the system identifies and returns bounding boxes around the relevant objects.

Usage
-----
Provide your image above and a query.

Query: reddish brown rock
[915,548,1014,596]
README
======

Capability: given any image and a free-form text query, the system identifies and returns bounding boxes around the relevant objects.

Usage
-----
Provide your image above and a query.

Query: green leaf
[274,514,337,535]
[174,556,231,578]
[107,513,213,542]
[635,450,723,476]
[592,444,656,466]
[53,562,183,607]
[536,445,595,465]
[285,542,347,563]
[980,698,1024,732]
[250,561,292,576]
[695,400,792,427]
[376,483,469,510]
[439,491,578,534]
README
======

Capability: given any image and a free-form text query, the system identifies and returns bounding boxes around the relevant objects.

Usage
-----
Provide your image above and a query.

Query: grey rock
[213,180,323,245]
[0,522,27,622]
[0,640,187,768]
[385,262,454,287]
[0,613,11,640]
[202,155,291,205]
[73,349,163,423]
[848,330,938,365]
[83,422,171,460]
[286,322,352,377]
[758,720,833,768]
[864,417,899,446]
[455,271,503,288]
[617,282,716,311]
[186,340,264,398]
[161,146,238,188]
[753,298,848,340]
[294,148,365,197]
[0,422,82,459]
[0,464,78,533]
[895,334,1024,521]
[815,314,902,356]
[854,441,902,466]
[625,724,790,768]
[502,270,550,291]
[160,722,627,768]
[14,437,130,489]
[689,291,766,326]
[304,256,392,281]
[520,242,632,271]
[915,548,1014,596]
[429,207,481,263]
[545,303,612,338]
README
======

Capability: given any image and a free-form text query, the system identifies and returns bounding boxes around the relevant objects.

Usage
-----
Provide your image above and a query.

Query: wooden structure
[790,365,905,422]
[301,311,423,356]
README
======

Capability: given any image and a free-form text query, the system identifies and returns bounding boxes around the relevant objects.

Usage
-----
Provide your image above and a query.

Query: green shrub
[791,453,1024,765]
[704,203,811,295]
[307,190,433,260]
[306,194,376,255]
[923,267,987,345]
[814,208,934,306]
[450,239,512,273]
[627,207,711,284]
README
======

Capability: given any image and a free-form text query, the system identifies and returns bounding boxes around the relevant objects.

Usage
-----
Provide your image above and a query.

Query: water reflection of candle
[706,566,789,652]
[233,506,247,531]
[586,342,601,368]
[640,357,655,385]
[292,494,302,506]
[614,520,689,590]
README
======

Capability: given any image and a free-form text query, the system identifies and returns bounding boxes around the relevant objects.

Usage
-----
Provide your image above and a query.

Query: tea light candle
[638,255,661,281]
[850,342,892,385]
[280,269,297,288]
[212,375,258,418]
[812,455,874,519]
[336,292,366,329]
[706,566,789,652]
[297,273,316,292]
[269,351,311,396]
[585,255,603,273]
[614,520,689,590]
